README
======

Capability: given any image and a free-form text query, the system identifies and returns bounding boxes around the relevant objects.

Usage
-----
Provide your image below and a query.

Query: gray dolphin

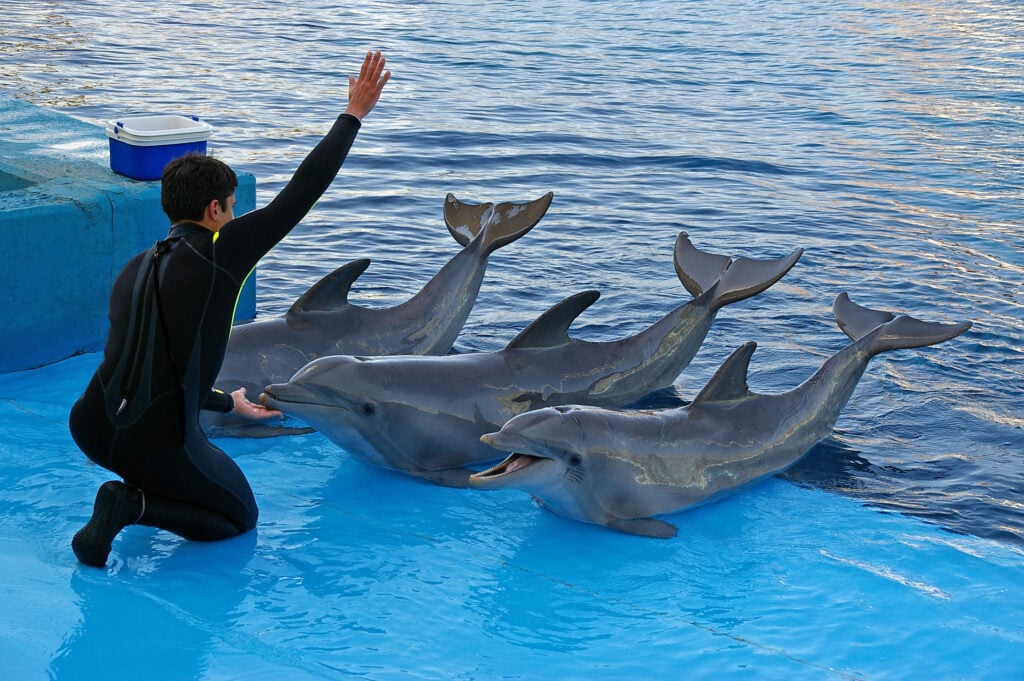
[203,192,553,437]
[260,234,803,486]
[470,293,972,538]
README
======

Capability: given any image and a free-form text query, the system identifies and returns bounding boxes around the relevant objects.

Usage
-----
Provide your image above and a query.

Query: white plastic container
[105,115,213,180]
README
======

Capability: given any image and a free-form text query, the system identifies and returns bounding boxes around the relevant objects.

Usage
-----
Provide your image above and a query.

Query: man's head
[161,152,238,227]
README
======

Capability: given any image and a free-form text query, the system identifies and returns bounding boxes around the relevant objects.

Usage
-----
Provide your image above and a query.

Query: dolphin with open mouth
[204,192,552,437]
[471,293,971,538]
[261,233,803,486]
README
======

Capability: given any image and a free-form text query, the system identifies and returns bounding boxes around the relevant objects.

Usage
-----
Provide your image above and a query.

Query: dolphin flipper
[673,233,803,310]
[607,517,679,539]
[531,494,679,538]
[444,192,554,254]
[833,292,972,352]
[411,466,475,488]
[206,424,315,439]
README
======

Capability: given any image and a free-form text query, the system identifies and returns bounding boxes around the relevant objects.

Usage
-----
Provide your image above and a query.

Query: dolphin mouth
[260,385,330,409]
[259,386,290,406]
[471,453,541,481]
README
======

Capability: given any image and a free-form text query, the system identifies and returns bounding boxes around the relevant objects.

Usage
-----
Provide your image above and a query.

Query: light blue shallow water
[1,1,1023,678]
[4,356,1024,680]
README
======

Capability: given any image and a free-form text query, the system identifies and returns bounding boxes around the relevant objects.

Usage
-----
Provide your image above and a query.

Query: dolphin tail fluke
[444,192,554,255]
[833,292,972,355]
[673,233,803,310]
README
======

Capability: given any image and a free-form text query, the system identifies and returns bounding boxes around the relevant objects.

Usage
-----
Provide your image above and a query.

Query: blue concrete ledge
[0,97,256,373]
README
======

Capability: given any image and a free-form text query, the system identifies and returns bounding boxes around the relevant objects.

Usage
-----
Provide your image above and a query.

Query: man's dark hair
[161,152,238,223]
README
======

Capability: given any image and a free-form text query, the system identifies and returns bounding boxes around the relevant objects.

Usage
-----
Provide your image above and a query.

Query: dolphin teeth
[474,453,537,479]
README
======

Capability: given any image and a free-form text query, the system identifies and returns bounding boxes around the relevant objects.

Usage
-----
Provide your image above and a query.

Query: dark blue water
[4,0,1022,544]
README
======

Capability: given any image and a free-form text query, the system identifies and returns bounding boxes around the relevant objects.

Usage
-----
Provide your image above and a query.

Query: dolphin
[203,192,553,437]
[260,234,803,486]
[470,293,972,538]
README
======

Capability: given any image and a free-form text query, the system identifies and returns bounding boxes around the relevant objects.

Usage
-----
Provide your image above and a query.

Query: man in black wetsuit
[69,51,391,568]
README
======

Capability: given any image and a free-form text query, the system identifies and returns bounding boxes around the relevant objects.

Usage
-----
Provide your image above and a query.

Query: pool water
[1,1,1022,678]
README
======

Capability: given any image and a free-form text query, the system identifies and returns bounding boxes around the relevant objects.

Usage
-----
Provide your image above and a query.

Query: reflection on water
[51,532,257,680]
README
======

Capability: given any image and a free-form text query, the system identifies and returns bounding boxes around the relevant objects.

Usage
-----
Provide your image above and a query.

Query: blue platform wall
[0,97,256,373]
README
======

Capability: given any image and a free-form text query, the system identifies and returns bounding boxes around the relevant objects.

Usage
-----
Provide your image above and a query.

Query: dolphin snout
[480,429,530,454]
[259,386,285,410]
[480,431,511,450]
[259,385,287,405]
[260,381,319,408]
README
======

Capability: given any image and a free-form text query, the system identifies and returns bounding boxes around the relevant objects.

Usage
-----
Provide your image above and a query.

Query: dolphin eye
[361,403,375,416]
[569,454,582,466]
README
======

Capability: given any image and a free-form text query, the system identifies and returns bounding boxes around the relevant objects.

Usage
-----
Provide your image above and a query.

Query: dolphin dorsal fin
[288,259,370,315]
[691,342,757,406]
[505,290,601,350]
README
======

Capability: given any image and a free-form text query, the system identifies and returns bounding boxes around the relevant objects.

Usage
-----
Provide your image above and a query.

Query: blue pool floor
[2,354,1023,680]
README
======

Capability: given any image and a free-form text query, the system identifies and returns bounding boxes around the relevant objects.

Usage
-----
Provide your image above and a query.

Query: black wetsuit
[69,114,362,540]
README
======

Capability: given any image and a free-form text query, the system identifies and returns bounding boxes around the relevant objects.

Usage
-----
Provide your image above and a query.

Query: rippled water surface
[2,0,1023,678]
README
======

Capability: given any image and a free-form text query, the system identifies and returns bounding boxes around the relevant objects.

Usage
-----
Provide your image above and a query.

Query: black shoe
[72,481,142,568]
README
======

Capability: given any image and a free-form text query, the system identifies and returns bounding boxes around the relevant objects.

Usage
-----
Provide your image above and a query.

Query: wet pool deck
[2,354,1023,680]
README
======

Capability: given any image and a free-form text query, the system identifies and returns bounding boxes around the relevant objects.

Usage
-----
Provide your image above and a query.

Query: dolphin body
[470,294,972,538]
[203,192,553,437]
[261,234,803,486]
